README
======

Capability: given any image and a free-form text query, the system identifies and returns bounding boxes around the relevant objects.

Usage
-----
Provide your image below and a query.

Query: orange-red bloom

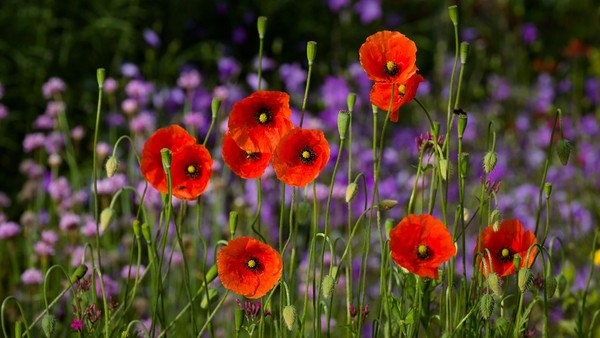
[370,73,425,122]
[359,30,418,85]
[272,128,330,187]
[217,236,283,299]
[389,214,456,279]
[141,125,196,194]
[228,91,294,153]
[170,144,213,200]
[222,131,271,179]
[474,219,537,277]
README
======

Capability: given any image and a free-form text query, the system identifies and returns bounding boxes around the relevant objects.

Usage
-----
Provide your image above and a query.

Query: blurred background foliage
[0,0,599,218]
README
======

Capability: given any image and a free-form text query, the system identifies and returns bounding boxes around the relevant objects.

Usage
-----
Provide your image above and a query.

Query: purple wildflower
[232,26,247,44]
[585,77,599,106]
[143,28,161,48]
[45,101,65,117]
[0,192,11,208]
[279,63,307,93]
[183,112,207,130]
[354,0,382,24]
[488,75,511,101]
[34,240,55,257]
[23,133,46,152]
[44,131,64,154]
[48,177,71,201]
[0,104,7,120]
[42,77,67,99]
[0,221,20,239]
[71,125,85,141]
[129,111,156,134]
[41,230,59,244]
[103,77,118,94]
[70,318,83,331]
[461,27,478,42]
[121,63,140,78]
[121,265,146,280]
[125,79,153,102]
[34,114,55,130]
[80,215,97,237]
[252,55,276,72]
[21,268,43,285]
[96,275,119,298]
[217,57,240,82]
[521,23,538,45]
[327,0,350,12]
[96,173,128,195]
[96,142,112,159]
[106,113,126,127]
[59,213,80,232]
[177,69,202,90]
[121,98,139,116]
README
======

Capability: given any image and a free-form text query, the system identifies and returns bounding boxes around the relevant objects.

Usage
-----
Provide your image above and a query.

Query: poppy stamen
[498,247,514,263]
[255,108,273,125]
[299,146,316,165]
[244,151,261,161]
[185,163,201,179]
[385,61,400,76]
[416,244,431,260]
[246,257,263,273]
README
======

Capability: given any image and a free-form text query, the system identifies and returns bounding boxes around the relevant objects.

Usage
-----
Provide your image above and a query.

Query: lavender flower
[0,192,11,208]
[48,176,71,201]
[45,101,65,117]
[34,240,55,256]
[183,112,208,130]
[121,98,139,116]
[0,104,7,120]
[21,268,43,285]
[232,26,247,44]
[177,69,202,90]
[96,142,112,159]
[59,212,80,232]
[279,63,307,93]
[354,0,382,24]
[96,173,128,195]
[121,265,146,280]
[0,221,20,239]
[129,111,156,134]
[121,63,140,78]
[106,113,126,127]
[125,79,153,102]
[34,114,55,130]
[585,77,599,106]
[41,230,59,245]
[217,57,241,82]
[461,27,478,42]
[96,275,119,298]
[327,0,350,12]
[23,133,46,152]
[44,131,64,154]
[521,23,538,45]
[71,125,85,141]
[143,28,161,48]
[42,77,67,99]
[103,77,118,94]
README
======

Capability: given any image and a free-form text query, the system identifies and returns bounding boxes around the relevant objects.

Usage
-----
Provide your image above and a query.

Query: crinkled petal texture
[273,128,330,187]
[474,219,538,277]
[370,74,425,122]
[222,131,272,179]
[359,30,418,84]
[217,237,283,299]
[170,144,213,200]
[389,214,456,279]
[141,125,196,194]
[228,91,294,153]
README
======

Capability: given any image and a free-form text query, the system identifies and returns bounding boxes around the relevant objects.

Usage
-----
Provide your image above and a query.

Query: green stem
[250,178,266,242]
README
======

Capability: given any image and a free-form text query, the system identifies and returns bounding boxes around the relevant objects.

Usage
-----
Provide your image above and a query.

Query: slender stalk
[534,110,560,237]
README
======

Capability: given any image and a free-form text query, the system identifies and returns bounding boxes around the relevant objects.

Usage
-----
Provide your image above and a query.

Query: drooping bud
[490,209,502,231]
[322,275,336,299]
[483,151,497,174]
[378,199,398,211]
[337,110,350,140]
[545,275,557,298]
[307,41,317,66]
[448,5,458,26]
[105,155,118,178]
[70,264,89,284]
[345,182,358,203]
[480,293,494,320]
[283,305,297,331]
[100,208,113,233]
[205,265,218,283]
[296,201,311,225]
[556,139,572,165]
[486,272,502,297]
[518,268,532,293]
[347,93,357,112]
[229,211,238,239]
[257,16,267,39]
[42,314,56,338]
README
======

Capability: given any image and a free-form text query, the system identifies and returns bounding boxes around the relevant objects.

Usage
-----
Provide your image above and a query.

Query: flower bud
[296,201,311,225]
[257,16,267,39]
[97,68,106,89]
[490,209,502,231]
[70,264,88,284]
[141,223,152,245]
[307,41,317,66]
[460,42,470,65]
[557,274,567,296]
[544,182,552,198]
[385,218,395,240]
[518,268,531,293]
[378,199,398,211]
[448,5,459,26]
[105,155,118,178]
[283,305,296,330]
[132,220,141,238]
[480,293,494,320]
[345,182,358,203]
[556,139,572,165]
[100,208,113,233]
[545,275,557,298]
[483,151,497,174]
[513,254,522,272]
[337,110,350,140]
[211,97,221,119]
[322,275,336,299]
[347,93,357,112]
[42,314,56,338]
[439,159,449,180]
[486,272,502,296]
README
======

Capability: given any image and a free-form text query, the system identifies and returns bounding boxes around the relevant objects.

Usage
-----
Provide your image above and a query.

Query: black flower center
[416,244,431,260]
[299,146,316,165]
[185,163,201,179]
[255,107,273,125]
[497,247,514,263]
[244,151,262,161]
[384,61,400,76]
[246,257,263,273]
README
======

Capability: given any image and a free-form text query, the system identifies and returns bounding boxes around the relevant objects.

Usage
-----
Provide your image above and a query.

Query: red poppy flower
[141,125,196,194]
[389,214,456,279]
[228,91,294,153]
[217,236,283,299]
[272,128,330,187]
[359,30,418,85]
[222,131,271,179]
[370,73,425,122]
[474,219,537,277]
[169,144,213,200]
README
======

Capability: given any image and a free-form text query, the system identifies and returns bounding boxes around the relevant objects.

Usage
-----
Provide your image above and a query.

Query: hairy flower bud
[283,305,296,330]
[345,182,358,203]
[545,275,557,298]
[105,156,118,178]
[322,275,336,299]
[480,293,494,320]
[100,208,113,233]
[486,272,502,297]
[483,151,497,174]
[42,314,56,338]
[518,268,532,293]
[378,199,398,211]
[556,139,572,165]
